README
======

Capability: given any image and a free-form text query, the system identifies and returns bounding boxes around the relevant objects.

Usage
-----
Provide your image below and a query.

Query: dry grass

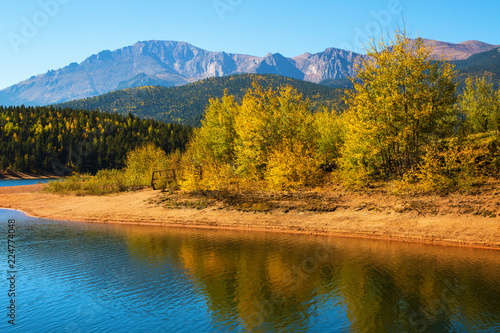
[149,178,500,219]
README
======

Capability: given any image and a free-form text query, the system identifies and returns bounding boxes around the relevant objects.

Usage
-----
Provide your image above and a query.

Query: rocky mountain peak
[1,38,497,106]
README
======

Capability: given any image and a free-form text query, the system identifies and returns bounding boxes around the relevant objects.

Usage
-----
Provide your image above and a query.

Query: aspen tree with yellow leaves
[181,93,239,190]
[459,76,500,134]
[340,32,457,186]
[181,84,323,190]
[235,84,320,188]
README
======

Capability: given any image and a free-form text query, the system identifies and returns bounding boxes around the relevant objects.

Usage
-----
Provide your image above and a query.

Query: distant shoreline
[0,184,499,251]
[0,170,59,180]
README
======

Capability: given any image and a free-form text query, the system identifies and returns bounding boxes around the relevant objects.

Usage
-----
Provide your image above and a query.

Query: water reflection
[0,210,499,332]
[109,224,500,332]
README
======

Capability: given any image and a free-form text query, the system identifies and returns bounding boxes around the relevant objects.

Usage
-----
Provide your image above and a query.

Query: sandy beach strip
[0,184,499,250]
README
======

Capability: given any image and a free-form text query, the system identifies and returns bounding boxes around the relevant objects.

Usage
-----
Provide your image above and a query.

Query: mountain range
[0,39,498,107]
[422,39,499,60]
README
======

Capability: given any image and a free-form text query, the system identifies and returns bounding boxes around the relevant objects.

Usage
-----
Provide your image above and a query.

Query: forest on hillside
[453,47,500,90]
[54,74,346,127]
[0,106,192,174]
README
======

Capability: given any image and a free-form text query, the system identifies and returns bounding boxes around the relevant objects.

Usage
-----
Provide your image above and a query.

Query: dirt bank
[0,184,499,250]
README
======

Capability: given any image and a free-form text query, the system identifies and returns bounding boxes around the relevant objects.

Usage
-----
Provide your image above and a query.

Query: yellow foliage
[265,140,322,190]
[124,143,169,186]
[314,108,345,166]
[180,142,238,191]
[181,83,322,191]
[235,84,317,182]
[199,93,238,163]
[459,76,500,134]
[394,134,500,193]
[179,161,203,191]
[341,31,457,185]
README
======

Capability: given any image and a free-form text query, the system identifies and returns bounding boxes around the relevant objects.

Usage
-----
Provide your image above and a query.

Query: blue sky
[1,0,499,89]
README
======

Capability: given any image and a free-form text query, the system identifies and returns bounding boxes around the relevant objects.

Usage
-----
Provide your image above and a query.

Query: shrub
[46,169,127,195]
[124,143,169,186]
[394,133,500,193]
[46,174,92,194]
[265,140,322,190]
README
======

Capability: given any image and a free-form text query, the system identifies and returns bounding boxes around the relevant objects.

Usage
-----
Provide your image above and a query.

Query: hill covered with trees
[53,56,500,128]
[0,106,191,174]
[54,74,346,127]
[454,47,500,90]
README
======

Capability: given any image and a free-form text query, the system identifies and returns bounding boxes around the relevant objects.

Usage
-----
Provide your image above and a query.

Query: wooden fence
[151,169,177,190]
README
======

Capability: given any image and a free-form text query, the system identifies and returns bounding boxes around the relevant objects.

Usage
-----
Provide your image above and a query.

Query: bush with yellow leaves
[124,143,169,186]
[265,140,322,190]
[395,133,500,193]
[181,84,332,191]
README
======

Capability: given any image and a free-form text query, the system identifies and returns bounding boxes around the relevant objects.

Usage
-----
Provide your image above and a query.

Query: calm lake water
[0,179,53,187]
[0,209,499,332]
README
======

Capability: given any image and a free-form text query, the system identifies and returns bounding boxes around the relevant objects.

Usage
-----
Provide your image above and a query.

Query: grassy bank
[45,170,500,219]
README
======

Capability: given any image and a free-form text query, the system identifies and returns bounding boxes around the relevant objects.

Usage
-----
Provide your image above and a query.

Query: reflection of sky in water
[0,209,499,332]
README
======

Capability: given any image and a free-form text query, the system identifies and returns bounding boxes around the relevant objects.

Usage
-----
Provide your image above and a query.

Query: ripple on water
[0,210,499,332]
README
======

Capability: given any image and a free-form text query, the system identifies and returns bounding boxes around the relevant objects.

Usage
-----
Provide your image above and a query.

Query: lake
[0,179,54,187]
[0,209,499,332]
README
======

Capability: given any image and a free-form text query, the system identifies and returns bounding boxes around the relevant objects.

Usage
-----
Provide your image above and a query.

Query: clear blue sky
[1,0,499,89]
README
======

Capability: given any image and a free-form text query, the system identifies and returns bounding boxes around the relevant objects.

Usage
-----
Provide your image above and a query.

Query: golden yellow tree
[341,32,457,185]
[459,76,500,134]
[180,93,238,190]
[235,84,320,189]
[181,83,322,191]
[314,108,345,168]
[124,143,169,186]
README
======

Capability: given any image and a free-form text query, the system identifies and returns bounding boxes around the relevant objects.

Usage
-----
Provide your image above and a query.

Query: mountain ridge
[422,39,499,60]
[0,39,498,106]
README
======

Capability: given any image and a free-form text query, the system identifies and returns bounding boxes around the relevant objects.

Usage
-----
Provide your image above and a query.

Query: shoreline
[0,184,499,250]
[13,209,500,251]
[0,170,59,180]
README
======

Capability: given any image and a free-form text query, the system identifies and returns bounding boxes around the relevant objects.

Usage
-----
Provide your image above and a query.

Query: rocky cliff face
[0,40,360,106]
[1,39,497,106]
[293,48,359,83]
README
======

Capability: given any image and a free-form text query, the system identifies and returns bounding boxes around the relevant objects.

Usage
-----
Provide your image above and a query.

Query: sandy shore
[1,184,499,250]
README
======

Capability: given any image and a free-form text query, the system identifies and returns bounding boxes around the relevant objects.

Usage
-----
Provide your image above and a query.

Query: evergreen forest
[0,106,192,174]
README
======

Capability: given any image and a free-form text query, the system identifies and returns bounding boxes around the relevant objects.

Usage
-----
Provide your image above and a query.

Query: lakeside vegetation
[11,32,500,198]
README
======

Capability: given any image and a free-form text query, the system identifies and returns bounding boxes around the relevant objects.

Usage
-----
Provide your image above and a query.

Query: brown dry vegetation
[150,178,500,219]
